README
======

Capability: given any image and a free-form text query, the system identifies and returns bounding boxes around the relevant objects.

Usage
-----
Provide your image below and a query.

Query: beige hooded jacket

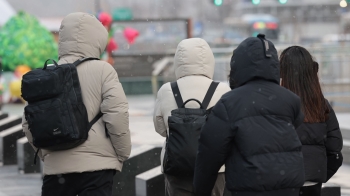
[22,12,131,175]
[153,38,231,173]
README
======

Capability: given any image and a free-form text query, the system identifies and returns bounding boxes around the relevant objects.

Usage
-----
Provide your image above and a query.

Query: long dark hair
[280,46,329,123]
[229,51,237,89]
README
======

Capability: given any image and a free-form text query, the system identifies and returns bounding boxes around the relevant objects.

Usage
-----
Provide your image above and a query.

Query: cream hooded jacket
[153,38,231,173]
[22,12,131,175]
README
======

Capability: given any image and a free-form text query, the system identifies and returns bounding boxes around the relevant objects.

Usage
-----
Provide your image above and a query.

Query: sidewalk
[0,95,164,196]
[2,95,348,149]
[328,164,350,195]
[0,95,165,150]
[0,95,350,196]
[0,166,41,196]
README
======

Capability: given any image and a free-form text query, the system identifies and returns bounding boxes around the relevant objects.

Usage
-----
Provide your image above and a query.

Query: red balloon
[107,38,118,53]
[123,27,139,44]
[99,12,112,27]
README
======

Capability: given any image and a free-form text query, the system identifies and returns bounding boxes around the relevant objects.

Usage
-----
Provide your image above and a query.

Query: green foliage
[0,11,58,71]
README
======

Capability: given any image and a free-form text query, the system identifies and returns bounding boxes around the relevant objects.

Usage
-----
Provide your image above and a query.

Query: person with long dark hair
[280,46,343,196]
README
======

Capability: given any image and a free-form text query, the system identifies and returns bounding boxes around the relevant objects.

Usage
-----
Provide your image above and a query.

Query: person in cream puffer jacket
[154,38,231,196]
[22,12,131,196]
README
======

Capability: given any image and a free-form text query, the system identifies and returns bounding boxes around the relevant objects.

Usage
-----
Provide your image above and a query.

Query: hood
[58,12,108,59]
[230,35,280,88]
[174,38,215,79]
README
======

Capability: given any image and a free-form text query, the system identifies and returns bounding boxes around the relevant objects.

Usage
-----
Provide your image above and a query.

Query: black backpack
[163,81,219,177]
[22,58,105,162]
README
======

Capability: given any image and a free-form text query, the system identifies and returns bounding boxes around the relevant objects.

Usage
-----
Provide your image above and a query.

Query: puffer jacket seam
[100,63,106,92]
[177,46,184,78]
[212,99,230,122]
[232,187,300,193]
[327,150,341,154]
[244,150,302,158]
[233,114,293,124]
[181,46,186,78]
[76,14,85,57]
[301,144,325,147]
[200,40,205,76]
[74,15,101,58]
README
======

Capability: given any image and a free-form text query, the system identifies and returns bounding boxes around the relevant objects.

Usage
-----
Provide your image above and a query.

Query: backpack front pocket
[22,68,65,102]
[25,99,67,148]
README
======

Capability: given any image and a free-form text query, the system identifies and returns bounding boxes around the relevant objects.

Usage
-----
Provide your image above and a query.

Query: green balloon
[0,11,58,71]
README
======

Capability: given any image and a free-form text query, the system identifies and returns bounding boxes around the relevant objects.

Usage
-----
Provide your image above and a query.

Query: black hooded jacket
[194,36,305,196]
[297,101,343,183]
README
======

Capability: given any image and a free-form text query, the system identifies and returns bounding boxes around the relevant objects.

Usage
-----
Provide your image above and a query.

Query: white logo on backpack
[53,128,61,135]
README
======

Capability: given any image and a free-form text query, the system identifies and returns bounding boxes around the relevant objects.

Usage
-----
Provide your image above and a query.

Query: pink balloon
[99,12,112,27]
[123,27,139,44]
[107,38,118,53]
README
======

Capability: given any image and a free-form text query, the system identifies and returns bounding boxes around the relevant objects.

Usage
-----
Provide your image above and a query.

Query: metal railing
[151,57,174,97]
[151,43,350,111]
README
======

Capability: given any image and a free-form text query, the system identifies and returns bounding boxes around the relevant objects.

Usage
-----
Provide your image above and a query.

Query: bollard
[0,124,24,165]
[0,116,22,132]
[113,145,162,196]
[321,183,341,196]
[135,166,164,196]
[17,137,41,174]
[0,113,9,121]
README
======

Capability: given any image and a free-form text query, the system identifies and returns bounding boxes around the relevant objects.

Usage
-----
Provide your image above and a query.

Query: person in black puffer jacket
[193,34,305,196]
[280,46,343,196]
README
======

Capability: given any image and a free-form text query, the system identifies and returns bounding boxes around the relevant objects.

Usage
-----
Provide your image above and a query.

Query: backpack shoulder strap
[170,82,184,108]
[68,58,108,137]
[69,58,100,103]
[87,112,109,137]
[73,57,100,67]
[88,112,103,130]
[202,82,219,110]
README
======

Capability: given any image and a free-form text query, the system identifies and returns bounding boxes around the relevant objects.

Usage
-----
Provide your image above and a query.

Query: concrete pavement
[0,95,349,196]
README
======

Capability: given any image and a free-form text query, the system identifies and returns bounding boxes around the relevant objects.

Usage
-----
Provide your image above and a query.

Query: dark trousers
[299,183,322,196]
[165,173,230,196]
[42,169,116,196]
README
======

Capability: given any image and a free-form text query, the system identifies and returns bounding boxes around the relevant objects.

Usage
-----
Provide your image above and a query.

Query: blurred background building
[2,0,349,110]
[5,0,350,44]
[1,1,350,195]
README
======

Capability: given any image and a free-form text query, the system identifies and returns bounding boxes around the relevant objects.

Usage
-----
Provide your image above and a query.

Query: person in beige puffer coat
[154,38,231,196]
[21,12,131,196]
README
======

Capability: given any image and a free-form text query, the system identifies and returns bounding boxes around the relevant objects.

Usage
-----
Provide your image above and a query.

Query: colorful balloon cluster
[98,12,118,55]
[97,12,140,54]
